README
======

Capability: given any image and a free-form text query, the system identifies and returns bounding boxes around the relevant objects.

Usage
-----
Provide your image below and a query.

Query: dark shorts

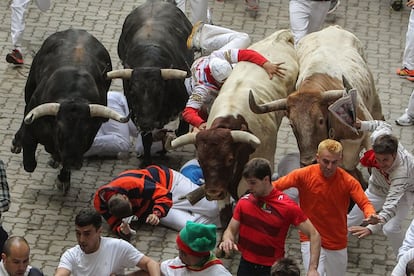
[237,257,271,276]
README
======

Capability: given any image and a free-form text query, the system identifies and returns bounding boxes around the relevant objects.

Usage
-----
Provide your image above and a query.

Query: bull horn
[24,103,60,124]
[167,133,197,150]
[322,90,345,102]
[249,90,287,114]
[160,69,188,80]
[230,130,260,149]
[89,104,129,123]
[342,75,353,91]
[106,69,133,79]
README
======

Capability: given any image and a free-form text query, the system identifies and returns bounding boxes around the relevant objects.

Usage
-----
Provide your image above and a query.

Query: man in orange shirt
[273,139,380,276]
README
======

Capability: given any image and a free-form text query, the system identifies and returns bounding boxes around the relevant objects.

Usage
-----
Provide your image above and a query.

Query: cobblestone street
[0,0,414,275]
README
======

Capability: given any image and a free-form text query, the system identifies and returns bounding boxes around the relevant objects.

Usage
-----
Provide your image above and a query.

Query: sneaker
[6,49,24,65]
[407,76,414,82]
[395,112,414,126]
[327,0,340,14]
[187,21,204,50]
[207,7,214,25]
[396,67,414,78]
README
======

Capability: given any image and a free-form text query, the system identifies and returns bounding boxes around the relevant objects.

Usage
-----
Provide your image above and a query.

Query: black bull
[108,0,194,165]
[11,29,128,192]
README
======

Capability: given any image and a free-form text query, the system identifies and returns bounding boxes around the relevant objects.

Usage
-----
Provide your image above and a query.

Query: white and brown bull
[167,30,299,219]
[249,25,383,186]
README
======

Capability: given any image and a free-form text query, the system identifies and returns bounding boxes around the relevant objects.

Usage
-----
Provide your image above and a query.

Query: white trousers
[10,0,31,49]
[289,0,330,45]
[160,171,220,231]
[405,90,414,118]
[175,0,208,24]
[301,241,347,276]
[347,188,411,256]
[398,219,414,260]
[84,91,134,158]
[198,24,251,55]
[403,8,414,70]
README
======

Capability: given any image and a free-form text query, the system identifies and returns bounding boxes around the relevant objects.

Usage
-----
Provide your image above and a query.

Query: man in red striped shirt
[219,158,321,276]
[94,165,220,239]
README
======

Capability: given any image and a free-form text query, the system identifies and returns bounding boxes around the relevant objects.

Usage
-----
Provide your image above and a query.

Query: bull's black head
[125,68,165,131]
[54,100,102,169]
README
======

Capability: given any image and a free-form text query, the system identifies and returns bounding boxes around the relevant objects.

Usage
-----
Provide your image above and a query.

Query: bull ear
[89,104,129,123]
[106,69,133,79]
[24,103,60,124]
[165,132,196,150]
[160,69,188,80]
[230,130,260,149]
[249,90,287,114]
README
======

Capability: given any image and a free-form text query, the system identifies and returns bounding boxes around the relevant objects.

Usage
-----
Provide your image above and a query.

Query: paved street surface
[1,0,413,275]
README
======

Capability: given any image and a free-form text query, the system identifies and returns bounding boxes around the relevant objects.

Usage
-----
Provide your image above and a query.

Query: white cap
[209,58,233,83]
[35,0,51,12]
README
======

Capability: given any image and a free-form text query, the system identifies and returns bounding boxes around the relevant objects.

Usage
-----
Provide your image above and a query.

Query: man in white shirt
[54,208,160,276]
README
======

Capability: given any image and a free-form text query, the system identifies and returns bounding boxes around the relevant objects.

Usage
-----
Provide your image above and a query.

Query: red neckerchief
[360,149,390,181]
[204,66,222,88]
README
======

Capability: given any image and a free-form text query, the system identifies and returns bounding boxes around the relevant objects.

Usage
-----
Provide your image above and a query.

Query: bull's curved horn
[106,69,133,79]
[89,104,129,123]
[322,90,345,102]
[167,133,197,150]
[342,75,353,91]
[160,69,188,80]
[230,130,261,149]
[24,103,60,124]
[249,90,287,114]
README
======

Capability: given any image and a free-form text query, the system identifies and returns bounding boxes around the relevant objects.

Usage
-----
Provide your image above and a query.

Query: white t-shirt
[160,256,232,276]
[58,237,144,276]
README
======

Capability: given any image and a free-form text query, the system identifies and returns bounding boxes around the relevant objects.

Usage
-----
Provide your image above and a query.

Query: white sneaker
[396,112,414,126]
[327,0,340,14]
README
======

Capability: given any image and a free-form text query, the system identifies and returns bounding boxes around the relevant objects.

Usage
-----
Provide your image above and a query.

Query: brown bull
[168,30,299,225]
[249,25,384,187]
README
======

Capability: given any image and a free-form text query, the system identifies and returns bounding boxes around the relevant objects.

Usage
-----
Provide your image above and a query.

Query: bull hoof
[10,139,22,154]
[56,181,70,194]
[57,170,71,193]
[47,159,60,169]
[141,158,153,167]
[24,162,36,173]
